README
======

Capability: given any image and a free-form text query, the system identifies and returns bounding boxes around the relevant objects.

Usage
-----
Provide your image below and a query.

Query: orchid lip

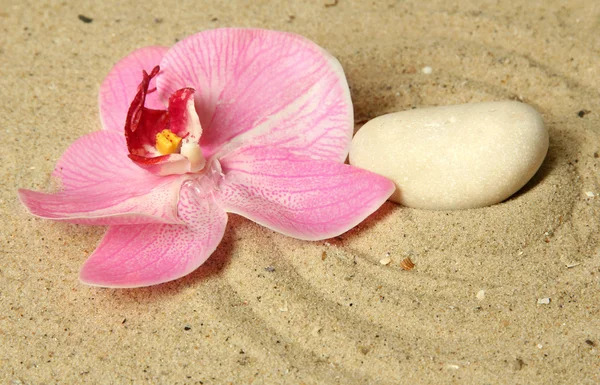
[124,66,207,176]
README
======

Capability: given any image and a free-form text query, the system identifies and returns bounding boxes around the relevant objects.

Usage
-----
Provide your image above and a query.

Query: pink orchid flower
[18,28,395,288]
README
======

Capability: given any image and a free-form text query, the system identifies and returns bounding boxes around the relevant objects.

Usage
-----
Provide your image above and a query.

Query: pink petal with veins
[157,28,353,161]
[216,145,395,240]
[80,177,227,288]
[99,46,168,132]
[18,131,184,225]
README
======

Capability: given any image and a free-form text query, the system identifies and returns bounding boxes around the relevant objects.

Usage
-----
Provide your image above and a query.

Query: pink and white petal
[79,177,228,288]
[216,146,395,241]
[18,184,181,226]
[157,28,352,162]
[18,130,184,225]
[99,46,168,133]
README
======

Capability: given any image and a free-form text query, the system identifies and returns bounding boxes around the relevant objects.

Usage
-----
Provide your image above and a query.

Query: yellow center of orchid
[155,129,182,155]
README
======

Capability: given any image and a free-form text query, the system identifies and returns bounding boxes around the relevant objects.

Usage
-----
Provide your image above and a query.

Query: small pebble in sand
[350,101,548,209]
[577,109,590,118]
[78,14,93,23]
[422,66,433,74]
[476,290,485,300]
[585,191,595,197]
[400,257,415,270]
[537,297,551,305]
[379,257,391,265]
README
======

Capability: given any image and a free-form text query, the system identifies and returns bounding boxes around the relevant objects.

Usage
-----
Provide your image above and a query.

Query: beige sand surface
[2,1,599,384]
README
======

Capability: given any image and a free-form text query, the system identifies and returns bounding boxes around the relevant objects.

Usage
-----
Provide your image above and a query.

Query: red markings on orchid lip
[124,65,167,155]
[167,88,196,136]
[123,66,202,175]
[128,152,171,165]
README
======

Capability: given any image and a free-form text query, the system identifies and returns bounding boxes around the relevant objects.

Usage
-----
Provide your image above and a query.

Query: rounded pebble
[349,101,548,210]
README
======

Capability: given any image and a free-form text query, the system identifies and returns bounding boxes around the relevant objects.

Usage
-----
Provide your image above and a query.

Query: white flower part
[181,139,206,172]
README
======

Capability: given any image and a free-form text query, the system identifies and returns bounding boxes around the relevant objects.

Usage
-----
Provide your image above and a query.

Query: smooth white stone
[349,101,548,210]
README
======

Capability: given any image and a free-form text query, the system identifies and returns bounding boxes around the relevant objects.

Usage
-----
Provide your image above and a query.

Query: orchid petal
[18,130,184,225]
[157,28,352,161]
[99,46,168,132]
[80,177,227,288]
[216,146,395,240]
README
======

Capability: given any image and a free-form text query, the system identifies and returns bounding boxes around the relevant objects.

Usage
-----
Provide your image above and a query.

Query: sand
[2,0,599,384]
